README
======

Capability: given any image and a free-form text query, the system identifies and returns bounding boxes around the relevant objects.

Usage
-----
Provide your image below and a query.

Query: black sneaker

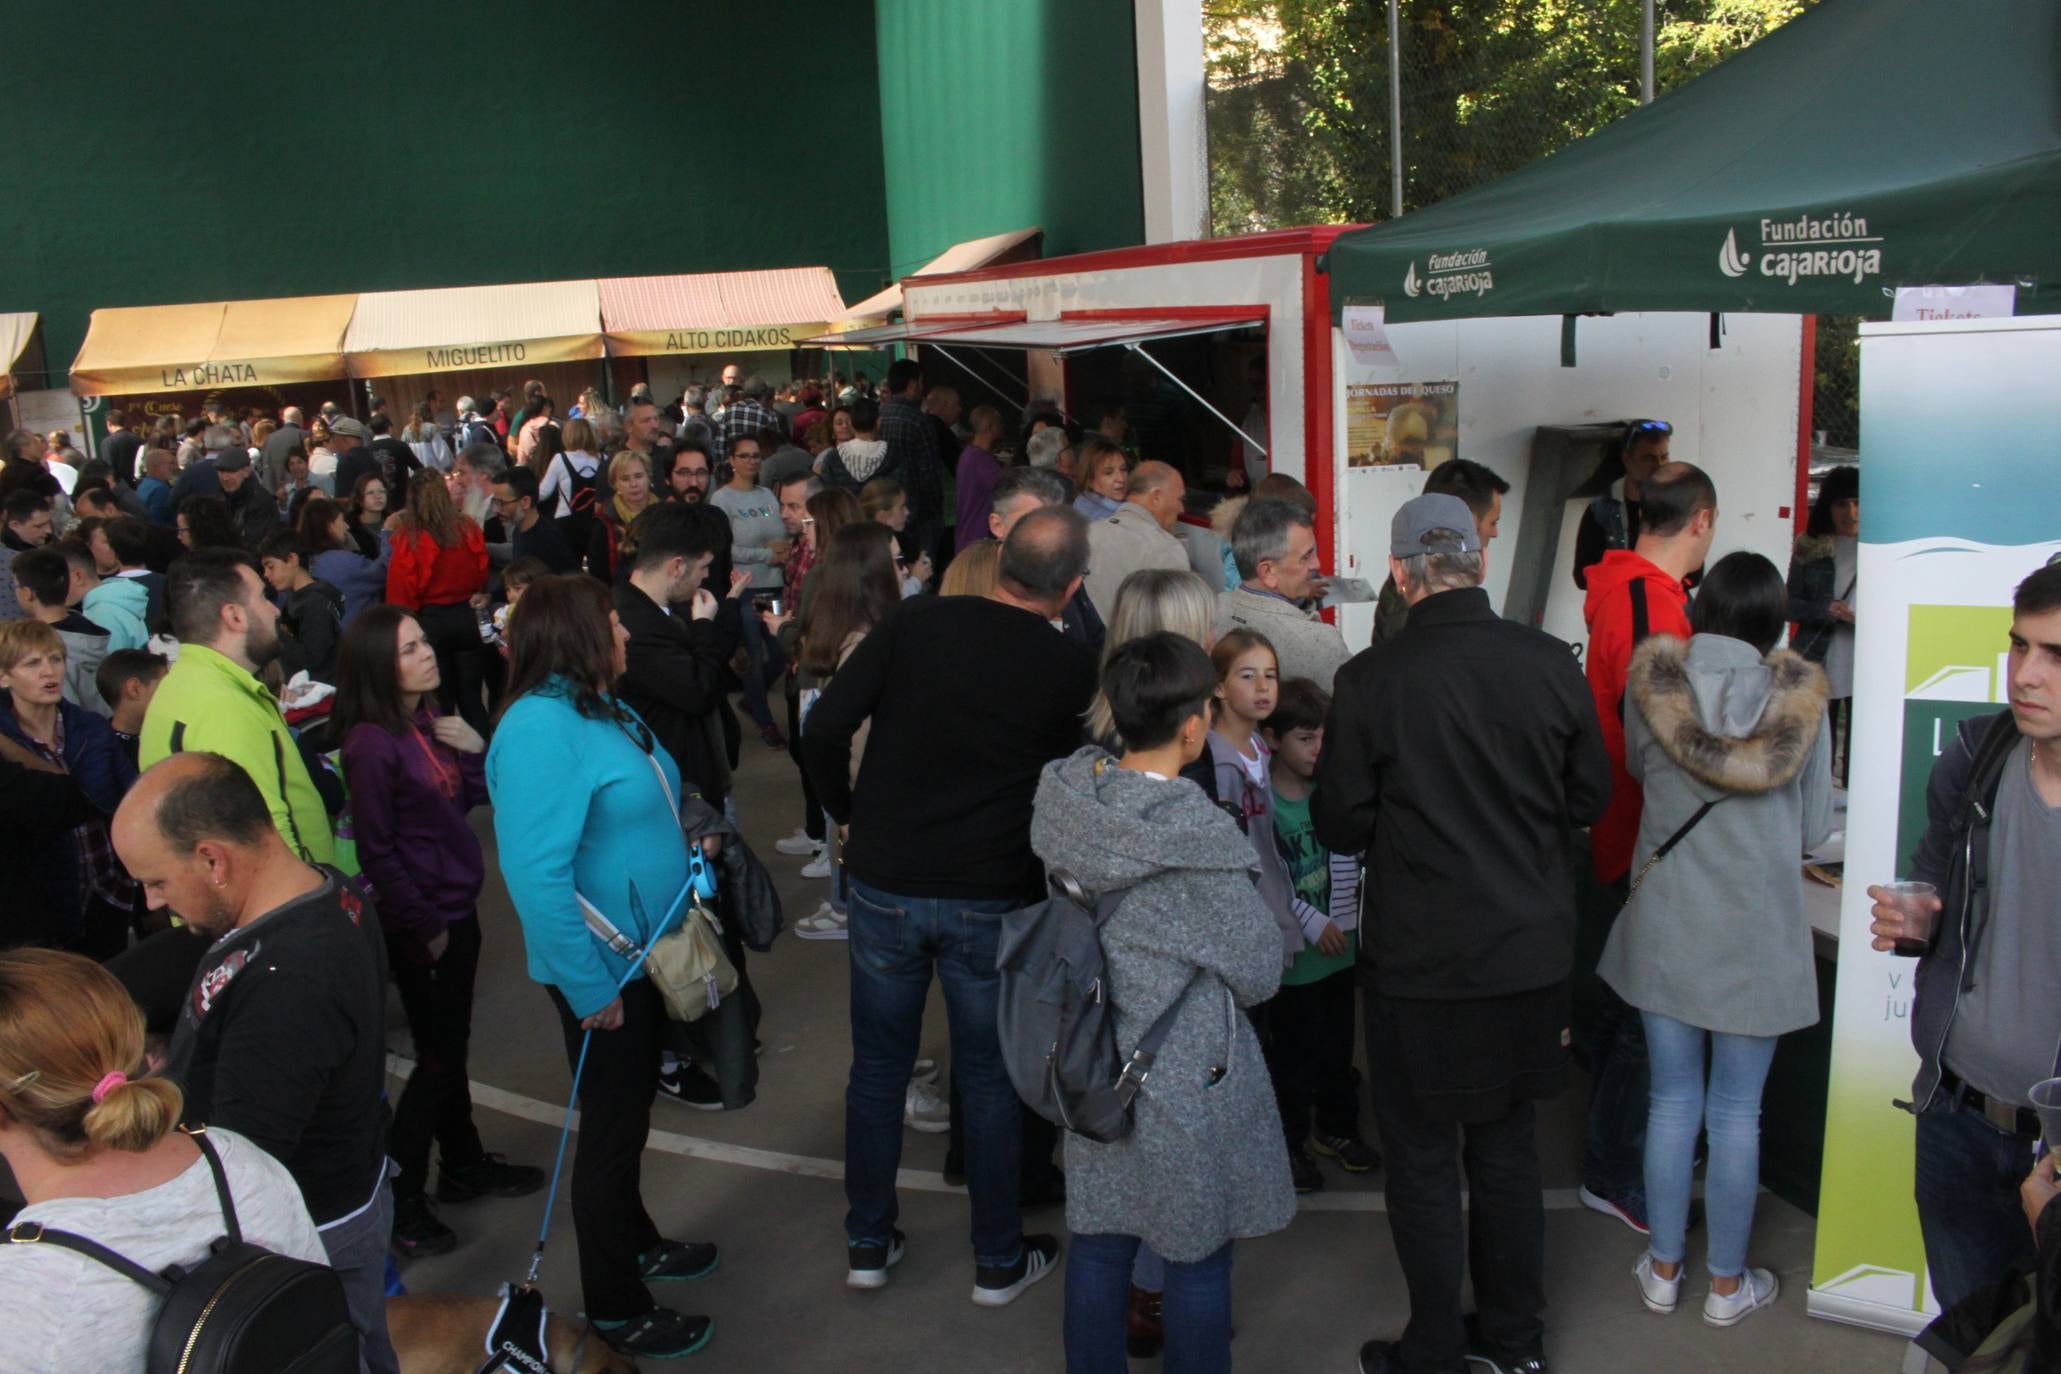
[1311,1131,1383,1173]
[389,1193,457,1258]
[972,1233,1059,1307]
[968,1235,1063,1310]
[1577,1184,1703,1236]
[846,1229,906,1290]
[640,1239,720,1282]
[1465,1315,1550,1374]
[1359,1337,1465,1374]
[657,1063,726,1111]
[594,1306,713,1359]
[435,1153,546,1203]
[1289,1147,1325,1194]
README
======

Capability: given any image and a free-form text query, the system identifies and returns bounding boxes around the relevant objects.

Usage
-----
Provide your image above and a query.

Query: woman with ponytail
[0,948,326,1373]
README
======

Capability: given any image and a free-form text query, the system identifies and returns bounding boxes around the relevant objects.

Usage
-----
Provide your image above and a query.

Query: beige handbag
[576,751,737,1023]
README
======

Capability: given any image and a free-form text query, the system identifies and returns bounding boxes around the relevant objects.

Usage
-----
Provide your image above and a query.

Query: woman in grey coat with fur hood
[1599,552,1832,1330]
[1031,633,1293,1372]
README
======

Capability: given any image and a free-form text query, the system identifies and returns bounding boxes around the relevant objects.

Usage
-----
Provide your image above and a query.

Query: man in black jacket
[113,752,397,1374]
[1313,495,1610,1374]
[612,504,737,809]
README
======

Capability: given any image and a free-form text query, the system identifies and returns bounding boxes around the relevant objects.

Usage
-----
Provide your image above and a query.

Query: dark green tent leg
[1560,315,1578,367]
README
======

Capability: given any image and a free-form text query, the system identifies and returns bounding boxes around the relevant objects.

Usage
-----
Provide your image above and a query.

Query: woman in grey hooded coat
[1032,633,1294,1374]
[1599,552,1832,1330]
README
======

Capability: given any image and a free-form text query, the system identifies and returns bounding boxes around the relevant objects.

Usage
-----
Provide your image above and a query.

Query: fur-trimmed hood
[1628,633,1826,793]
[1210,494,1248,540]
[1791,531,1835,564]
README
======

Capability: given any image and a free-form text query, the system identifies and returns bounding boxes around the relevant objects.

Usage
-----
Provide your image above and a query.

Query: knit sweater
[1030,747,1294,1261]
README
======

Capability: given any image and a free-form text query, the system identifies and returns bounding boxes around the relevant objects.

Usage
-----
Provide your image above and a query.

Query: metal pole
[1388,0,1404,218]
[1641,0,1655,104]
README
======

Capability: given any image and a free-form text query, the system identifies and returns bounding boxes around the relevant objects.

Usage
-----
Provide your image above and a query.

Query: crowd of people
[0,371,2056,1374]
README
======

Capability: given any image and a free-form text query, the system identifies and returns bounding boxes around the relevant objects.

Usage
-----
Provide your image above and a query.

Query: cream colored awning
[0,313,38,399]
[69,295,357,397]
[838,227,1044,323]
[600,267,848,356]
[344,279,603,379]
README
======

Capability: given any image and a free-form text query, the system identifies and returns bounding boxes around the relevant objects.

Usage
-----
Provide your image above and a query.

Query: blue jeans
[1642,1012,1777,1278]
[1914,1093,2042,1313]
[736,603,783,730]
[319,1173,401,1374]
[1065,1233,1232,1374]
[845,879,1023,1267]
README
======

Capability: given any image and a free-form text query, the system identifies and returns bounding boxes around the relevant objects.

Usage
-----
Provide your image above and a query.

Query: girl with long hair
[401,401,452,473]
[386,470,490,732]
[484,575,717,1361]
[790,523,900,941]
[334,606,540,1257]
[297,495,387,626]
[0,949,329,1373]
[344,471,391,559]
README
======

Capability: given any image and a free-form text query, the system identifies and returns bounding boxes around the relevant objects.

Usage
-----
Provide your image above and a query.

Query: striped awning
[344,279,603,378]
[599,267,849,356]
[69,296,357,397]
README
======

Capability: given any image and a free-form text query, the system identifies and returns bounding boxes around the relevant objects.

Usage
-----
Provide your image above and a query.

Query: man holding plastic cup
[1868,561,2061,1312]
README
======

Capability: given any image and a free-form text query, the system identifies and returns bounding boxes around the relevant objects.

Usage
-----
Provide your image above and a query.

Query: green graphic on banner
[1894,604,2013,872]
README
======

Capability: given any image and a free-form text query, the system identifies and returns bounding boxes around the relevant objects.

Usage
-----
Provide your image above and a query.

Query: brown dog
[387,1293,640,1374]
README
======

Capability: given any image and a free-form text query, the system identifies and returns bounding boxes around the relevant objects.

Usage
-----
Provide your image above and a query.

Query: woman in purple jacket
[334,604,543,1259]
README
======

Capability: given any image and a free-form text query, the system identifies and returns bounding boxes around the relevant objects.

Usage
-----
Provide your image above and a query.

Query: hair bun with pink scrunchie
[90,1071,128,1103]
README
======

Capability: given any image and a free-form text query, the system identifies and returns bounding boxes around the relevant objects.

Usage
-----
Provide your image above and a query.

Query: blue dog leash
[525,848,717,1285]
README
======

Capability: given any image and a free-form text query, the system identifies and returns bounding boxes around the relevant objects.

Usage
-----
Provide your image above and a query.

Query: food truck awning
[1323,0,2061,323]
[0,313,38,398]
[344,279,603,378]
[69,295,358,397]
[600,268,849,356]
[900,311,1266,355]
[839,227,1045,322]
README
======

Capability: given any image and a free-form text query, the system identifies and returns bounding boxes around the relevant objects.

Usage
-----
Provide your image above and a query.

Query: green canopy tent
[1323,0,2061,325]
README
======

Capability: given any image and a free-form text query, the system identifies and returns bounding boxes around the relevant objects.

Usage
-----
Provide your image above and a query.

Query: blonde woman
[0,949,328,1374]
[588,449,661,584]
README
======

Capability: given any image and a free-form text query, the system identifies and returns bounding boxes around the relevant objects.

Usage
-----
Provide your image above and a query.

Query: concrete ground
[393,726,1914,1373]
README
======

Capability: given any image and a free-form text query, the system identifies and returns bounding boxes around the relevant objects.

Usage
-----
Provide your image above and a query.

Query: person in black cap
[1315,493,1611,1374]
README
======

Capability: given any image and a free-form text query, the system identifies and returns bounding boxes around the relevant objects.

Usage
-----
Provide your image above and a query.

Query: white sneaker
[1634,1251,1681,1314]
[794,903,848,941]
[905,1080,950,1133]
[1703,1267,1779,1327]
[911,1058,940,1086]
[774,829,823,857]
[800,852,834,880]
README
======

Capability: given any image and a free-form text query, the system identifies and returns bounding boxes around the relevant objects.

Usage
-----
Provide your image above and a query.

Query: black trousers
[547,976,666,1322]
[1265,968,1361,1150]
[1365,988,1548,1372]
[387,913,486,1201]
[785,679,824,842]
[416,601,492,737]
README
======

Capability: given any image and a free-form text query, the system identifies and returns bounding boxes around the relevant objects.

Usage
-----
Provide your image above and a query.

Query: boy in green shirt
[1266,678,1381,1190]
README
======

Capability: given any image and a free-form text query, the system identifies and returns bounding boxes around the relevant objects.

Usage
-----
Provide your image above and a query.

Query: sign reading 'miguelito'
[424,343,530,369]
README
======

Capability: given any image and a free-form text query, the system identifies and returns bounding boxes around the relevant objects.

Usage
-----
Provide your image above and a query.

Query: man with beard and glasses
[138,548,336,865]
[113,751,396,1373]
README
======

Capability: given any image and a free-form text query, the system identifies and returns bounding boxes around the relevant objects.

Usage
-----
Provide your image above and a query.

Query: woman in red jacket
[387,469,491,732]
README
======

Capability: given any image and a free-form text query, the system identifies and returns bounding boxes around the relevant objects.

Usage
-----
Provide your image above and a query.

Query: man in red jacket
[1576,461,1717,1235]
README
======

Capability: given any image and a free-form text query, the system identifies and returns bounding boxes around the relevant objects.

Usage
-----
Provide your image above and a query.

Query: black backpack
[995,869,1215,1144]
[8,1128,358,1373]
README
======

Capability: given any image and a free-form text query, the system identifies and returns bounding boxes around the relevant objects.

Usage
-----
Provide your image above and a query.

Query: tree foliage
[1206,0,1817,235]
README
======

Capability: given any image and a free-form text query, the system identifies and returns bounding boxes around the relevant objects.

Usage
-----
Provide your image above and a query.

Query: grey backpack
[995,869,1199,1144]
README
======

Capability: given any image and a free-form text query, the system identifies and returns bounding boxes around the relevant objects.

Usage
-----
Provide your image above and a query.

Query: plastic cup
[1885,880,1939,956]
[2032,1079,2061,1156]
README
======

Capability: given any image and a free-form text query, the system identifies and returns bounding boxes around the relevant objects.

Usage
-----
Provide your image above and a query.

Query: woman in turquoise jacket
[485,573,717,1363]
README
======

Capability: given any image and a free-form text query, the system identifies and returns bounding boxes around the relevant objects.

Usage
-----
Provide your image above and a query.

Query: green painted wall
[872,0,1145,281]
[1,1,890,377]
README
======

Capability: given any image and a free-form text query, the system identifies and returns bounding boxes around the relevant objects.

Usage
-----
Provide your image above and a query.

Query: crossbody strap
[189,1128,243,1245]
[578,746,683,958]
[1625,797,1724,901]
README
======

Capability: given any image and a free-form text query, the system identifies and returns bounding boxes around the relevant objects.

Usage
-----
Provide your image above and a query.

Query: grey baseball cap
[326,417,369,440]
[1391,492,1482,557]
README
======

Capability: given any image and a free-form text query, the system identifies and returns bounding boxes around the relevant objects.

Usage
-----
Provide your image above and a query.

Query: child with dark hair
[257,532,344,683]
[1262,677,1379,1190]
[95,649,168,767]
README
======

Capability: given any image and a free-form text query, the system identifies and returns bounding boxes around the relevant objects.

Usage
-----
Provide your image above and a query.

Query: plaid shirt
[879,395,944,525]
[30,714,137,911]
[713,399,784,464]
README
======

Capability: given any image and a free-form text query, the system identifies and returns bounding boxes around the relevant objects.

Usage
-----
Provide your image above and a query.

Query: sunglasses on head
[1629,419,1673,437]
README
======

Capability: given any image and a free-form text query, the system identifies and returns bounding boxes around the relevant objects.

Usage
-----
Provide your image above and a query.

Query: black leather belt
[1940,1067,2040,1137]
